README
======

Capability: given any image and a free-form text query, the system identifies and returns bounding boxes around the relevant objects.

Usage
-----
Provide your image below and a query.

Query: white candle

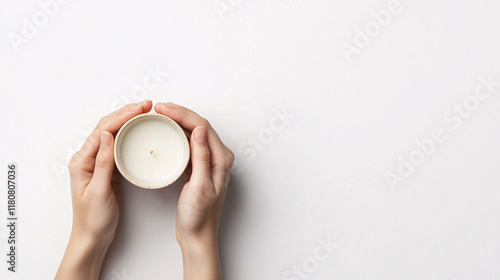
[114,113,190,189]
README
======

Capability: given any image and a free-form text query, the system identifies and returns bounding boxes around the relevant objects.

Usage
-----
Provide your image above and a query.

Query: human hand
[56,100,153,280]
[155,102,235,280]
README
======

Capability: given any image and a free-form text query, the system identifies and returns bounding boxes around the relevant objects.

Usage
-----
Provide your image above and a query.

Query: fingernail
[101,131,111,148]
[130,100,148,110]
[194,126,206,143]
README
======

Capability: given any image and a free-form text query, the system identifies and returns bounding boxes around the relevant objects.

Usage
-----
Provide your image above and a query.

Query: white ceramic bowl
[114,113,190,189]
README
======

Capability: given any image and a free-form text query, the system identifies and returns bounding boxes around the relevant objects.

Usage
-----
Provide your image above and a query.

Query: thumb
[91,131,115,189]
[189,126,213,188]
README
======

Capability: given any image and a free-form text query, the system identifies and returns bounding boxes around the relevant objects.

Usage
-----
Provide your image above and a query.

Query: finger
[154,102,226,163]
[87,131,115,195]
[188,126,215,195]
[156,103,236,185]
[80,100,152,159]
[154,102,234,190]
[70,100,152,182]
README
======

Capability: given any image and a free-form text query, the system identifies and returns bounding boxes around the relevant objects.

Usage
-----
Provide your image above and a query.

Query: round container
[114,113,190,189]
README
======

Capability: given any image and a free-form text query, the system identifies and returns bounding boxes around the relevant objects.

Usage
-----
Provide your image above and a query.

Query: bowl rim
[113,112,190,189]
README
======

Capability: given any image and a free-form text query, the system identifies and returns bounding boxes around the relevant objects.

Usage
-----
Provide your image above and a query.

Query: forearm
[55,232,111,280]
[178,233,222,280]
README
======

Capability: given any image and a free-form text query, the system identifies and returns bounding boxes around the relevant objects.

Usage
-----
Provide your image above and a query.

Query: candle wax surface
[120,119,185,184]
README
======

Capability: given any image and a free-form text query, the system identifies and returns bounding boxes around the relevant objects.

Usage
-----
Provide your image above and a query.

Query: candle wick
[150,150,154,154]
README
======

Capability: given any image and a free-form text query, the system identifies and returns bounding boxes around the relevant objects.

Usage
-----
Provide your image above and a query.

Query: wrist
[177,232,218,256]
[176,225,218,250]
[69,229,113,253]
[55,231,112,280]
[71,223,116,250]
[177,228,221,280]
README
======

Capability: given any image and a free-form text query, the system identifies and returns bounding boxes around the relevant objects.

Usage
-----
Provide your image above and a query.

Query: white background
[1,0,500,279]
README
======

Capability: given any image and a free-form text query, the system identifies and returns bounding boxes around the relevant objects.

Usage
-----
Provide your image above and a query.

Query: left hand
[56,100,152,280]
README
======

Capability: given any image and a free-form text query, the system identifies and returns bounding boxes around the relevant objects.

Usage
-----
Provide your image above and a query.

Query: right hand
[155,102,234,280]
[155,102,234,242]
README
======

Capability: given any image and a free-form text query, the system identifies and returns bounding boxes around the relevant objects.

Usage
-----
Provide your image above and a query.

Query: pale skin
[55,100,234,280]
